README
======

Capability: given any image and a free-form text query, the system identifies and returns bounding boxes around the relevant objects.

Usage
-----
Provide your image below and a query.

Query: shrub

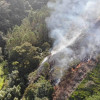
[42,42,50,51]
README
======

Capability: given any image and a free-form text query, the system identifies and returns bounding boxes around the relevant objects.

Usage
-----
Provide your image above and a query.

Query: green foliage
[42,62,50,78]
[23,76,54,100]
[9,42,42,74]
[28,62,50,85]
[0,85,21,100]
[0,56,3,63]
[0,65,4,90]
[6,7,51,79]
[35,97,49,100]
[0,0,49,34]
[69,63,100,100]
[0,61,8,90]
[28,70,39,84]
[0,0,26,33]
[0,33,6,48]
[42,42,50,51]
[0,33,6,56]
[86,92,100,100]
[7,8,50,51]
[14,97,19,100]
[0,1,52,100]
[0,70,25,100]
[7,20,37,51]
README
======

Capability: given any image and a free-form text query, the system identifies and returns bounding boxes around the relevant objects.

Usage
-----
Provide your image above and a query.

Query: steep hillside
[0,0,100,100]
[53,59,97,100]
[69,60,100,100]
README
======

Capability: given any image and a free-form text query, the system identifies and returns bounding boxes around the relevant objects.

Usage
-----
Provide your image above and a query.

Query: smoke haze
[45,0,100,83]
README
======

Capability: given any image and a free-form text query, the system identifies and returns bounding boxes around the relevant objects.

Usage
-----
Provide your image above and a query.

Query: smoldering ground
[41,0,100,83]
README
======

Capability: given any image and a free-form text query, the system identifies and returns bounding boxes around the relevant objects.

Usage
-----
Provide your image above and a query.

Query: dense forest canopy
[0,0,53,100]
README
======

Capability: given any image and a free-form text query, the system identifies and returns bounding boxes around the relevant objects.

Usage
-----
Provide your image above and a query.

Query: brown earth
[53,59,97,100]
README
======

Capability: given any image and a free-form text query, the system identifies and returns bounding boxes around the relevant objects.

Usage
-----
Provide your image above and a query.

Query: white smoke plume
[44,0,100,83]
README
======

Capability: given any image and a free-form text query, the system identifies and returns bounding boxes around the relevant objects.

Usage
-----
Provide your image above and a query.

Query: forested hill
[0,0,100,100]
[0,0,49,33]
[0,0,53,100]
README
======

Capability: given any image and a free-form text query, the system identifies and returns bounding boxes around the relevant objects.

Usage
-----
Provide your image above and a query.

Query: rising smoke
[44,0,100,83]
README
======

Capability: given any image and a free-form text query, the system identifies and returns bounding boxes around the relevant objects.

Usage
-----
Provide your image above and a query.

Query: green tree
[9,42,42,74]
[23,76,54,100]
[0,0,26,33]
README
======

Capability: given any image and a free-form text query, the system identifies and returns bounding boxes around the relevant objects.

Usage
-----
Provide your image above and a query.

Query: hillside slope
[69,60,100,100]
[53,59,97,100]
